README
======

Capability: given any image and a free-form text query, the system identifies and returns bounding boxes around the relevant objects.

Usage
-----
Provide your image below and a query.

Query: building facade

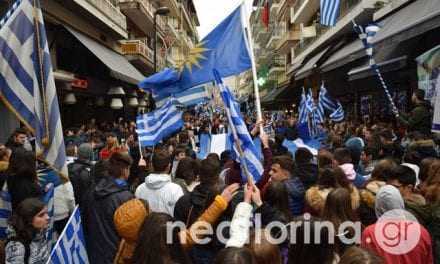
[0,0,199,141]
[249,0,440,122]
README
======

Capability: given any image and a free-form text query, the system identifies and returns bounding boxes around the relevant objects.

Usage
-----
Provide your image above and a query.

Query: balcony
[72,0,127,38]
[270,0,281,13]
[266,27,282,49]
[167,17,180,39]
[277,0,289,20]
[276,30,301,54]
[179,2,196,35]
[120,39,154,73]
[292,0,376,65]
[290,0,319,25]
[158,0,179,17]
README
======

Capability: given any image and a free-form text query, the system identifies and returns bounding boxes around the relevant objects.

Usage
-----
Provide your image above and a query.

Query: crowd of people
[0,89,439,264]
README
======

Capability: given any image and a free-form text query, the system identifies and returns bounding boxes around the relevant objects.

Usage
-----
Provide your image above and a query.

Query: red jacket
[362,221,433,264]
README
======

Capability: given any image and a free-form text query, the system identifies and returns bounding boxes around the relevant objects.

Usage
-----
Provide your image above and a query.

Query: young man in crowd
[135,149,184,216]
[267,155,305,216]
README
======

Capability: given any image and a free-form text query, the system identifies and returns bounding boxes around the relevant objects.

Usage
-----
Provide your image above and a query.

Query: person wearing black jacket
[6,149,43,211]
[294,148,318,190]
[68,143,94,206]
[82,152,134,264]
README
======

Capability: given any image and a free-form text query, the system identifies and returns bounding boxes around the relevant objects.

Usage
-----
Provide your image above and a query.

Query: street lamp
[154,6,170,72]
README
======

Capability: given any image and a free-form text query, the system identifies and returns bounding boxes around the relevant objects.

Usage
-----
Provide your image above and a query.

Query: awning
[261,85,290,105]
[295,47,330,80]
[348,56,407,81]
[261,88,278,103]
[65,26,144,85]
[321,0,440,72]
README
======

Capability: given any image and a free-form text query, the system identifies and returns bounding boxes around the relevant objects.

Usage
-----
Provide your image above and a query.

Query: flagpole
[241,3,264,132]
[214,80,254,185]
[32,0,50,147]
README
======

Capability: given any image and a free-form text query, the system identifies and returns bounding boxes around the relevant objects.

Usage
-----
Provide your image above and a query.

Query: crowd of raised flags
[298,84,345,137]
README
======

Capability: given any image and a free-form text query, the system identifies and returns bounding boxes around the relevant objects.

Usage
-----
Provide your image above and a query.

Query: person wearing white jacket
[226,184,262,248]
[135,150,184,216]
[53,181,75,235]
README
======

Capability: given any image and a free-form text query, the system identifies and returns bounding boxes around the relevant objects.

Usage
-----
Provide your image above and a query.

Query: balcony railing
[82,0,127,30]
[293,0,361,58]
[120,39,154,63]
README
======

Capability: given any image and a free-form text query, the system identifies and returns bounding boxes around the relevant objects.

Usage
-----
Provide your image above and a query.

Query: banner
[416,45,440,105]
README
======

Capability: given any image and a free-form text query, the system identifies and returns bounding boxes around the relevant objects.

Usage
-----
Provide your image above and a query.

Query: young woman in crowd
[322,188,358,255]
[174,157,200,194]
[5,198,50,264]
[6,149,43,210]
[358,159,396,226]
[305,167,360,216]
[338,246,383,264]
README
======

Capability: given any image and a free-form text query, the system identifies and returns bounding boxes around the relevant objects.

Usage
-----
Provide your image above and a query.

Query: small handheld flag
[49,206,89,263]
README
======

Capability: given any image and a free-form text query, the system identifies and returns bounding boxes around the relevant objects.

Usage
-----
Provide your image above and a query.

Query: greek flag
[214,70,263,183]
[329,103,344,122]
[0,184,11,239]
[320,0,340,26]
[154,85,209,108]
[42,183,55,245]
[354,22,398,116]
[298,88,308,124]
[136,100,184,147]
[319,84,338,111]
[49,206,89,263]
[0,182,54,241]
[0,0,67,176]
[318,84,344,122]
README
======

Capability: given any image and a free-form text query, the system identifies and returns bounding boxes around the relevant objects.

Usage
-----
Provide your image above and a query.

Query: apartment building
[251,0,440,119]
[0,0,199,139]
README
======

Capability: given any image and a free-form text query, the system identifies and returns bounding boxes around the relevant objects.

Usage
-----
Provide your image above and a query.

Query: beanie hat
[77,143,93,161]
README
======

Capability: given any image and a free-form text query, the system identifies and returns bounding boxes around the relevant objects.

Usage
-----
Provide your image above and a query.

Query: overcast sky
[193,0,254,39]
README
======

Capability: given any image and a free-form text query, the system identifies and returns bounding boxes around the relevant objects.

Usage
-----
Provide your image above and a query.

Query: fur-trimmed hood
[305,185,360,213]
[360,180,386,208]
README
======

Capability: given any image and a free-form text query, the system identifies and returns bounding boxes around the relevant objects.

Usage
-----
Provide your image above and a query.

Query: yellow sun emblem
[176,41,209,73]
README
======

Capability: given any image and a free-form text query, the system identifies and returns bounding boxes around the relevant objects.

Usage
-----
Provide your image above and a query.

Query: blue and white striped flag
[319,84,338,111]
[354,22,399,116]
[42,183,55,245]
[154,85,209,108]
[320,0,341,26]
[213,70,263,183]
[298,88,308,124]
[0,184,11,239]
[329,102,345,122]
[318,84,344,122]
[136,100,184,147]
[0,0,67,176]
[49,206,89,263]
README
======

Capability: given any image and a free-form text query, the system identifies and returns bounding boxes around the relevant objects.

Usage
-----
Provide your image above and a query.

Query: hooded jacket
[305,185,360,216]
[82,177,134,264]
[359,180,386,226]
[363,185,434,264]
[135,173,184,216]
